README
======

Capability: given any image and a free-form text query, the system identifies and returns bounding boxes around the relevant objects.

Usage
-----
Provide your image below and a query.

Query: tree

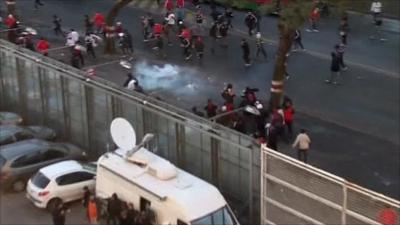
[104,0,133,54]
[261,0,350,109]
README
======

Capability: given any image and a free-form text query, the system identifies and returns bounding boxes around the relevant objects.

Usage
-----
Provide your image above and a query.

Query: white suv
[26,160,96,211]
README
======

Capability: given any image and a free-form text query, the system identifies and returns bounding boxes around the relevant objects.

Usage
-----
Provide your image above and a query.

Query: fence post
[210,135,220,188]
[60,76,70,140]
[15,58,28,120]
[249,145,254,225]
[175,123,186,168]
[342,184,348,225]
[84,86,94,155]
[37,67,48,125]
[260,145,266,225]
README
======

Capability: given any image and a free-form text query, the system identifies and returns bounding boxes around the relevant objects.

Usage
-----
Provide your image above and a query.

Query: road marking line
[232,28,399,79]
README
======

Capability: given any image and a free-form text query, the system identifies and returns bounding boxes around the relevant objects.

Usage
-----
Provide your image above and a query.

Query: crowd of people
[51,187,156,225]
[0,0,389,163]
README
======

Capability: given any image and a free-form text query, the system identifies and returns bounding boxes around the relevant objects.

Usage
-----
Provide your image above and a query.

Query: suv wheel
[12,180,25,192]
[47,198,62,212]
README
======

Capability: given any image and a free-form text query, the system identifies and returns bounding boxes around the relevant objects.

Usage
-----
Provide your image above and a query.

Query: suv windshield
[191,206,238,225]
[32,172,50,189]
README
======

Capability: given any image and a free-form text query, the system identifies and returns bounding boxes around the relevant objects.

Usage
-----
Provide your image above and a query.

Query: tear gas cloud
[134,61,208,95]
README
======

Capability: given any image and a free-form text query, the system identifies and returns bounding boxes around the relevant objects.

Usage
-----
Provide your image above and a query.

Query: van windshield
[191,206,238,225]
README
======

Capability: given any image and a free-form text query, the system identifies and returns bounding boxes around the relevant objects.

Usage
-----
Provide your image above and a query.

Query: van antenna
[110,118,155,158]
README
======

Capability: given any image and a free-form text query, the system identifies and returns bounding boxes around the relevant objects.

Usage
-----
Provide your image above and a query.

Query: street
[0,0,399,202]
[0,191,87,225]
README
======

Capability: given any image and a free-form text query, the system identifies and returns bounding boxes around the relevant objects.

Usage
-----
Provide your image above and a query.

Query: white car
[26,160,96,211]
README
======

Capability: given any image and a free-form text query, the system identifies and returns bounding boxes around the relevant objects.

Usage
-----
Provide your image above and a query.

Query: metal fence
[260,145,400,225]
[0,39,261,224]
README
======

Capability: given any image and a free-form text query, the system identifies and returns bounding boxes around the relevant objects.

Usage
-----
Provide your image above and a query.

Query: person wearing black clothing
[119,210,130,225]
[244,12,257,36]
[85,33,97,59]
[181,37,192,60]
[255,32,267,59]
[126,203,138,225]
[219,22,229,47]
[209,23,218,54]
[52,203,67,225]
[210,9,220,22]
[195,9,204,24]
[241,39,251,66]
[267,125,278,151]
[34,0,44,9]
[254,9,262,32]
[107,193,122,225]
[339,15,349,45]
[146,13,155,28]
[224,7,234,28]
[292,29,304,51]
[84,15,93,34]
[335,44,347,70]
[53,15,64,37]
[118,30,133,55]
[326,52,341,85]
[194,37,204,60]
[192,107,205,117]
[82,186,90,208]
[221,83,235,104]
[123,73,136,87]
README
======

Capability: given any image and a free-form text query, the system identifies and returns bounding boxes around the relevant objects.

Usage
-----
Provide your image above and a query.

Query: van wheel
[12,180,25,192]
[47,198,62,212]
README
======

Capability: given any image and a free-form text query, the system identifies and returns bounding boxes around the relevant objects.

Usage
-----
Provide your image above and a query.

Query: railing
[260,145,400,225]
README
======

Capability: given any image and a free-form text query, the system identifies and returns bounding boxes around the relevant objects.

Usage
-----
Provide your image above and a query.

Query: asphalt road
[0,191,87,225]
[1,0,399,200]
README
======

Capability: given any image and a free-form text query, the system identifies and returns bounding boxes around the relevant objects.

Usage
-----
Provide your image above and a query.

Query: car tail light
[38,191,49,197]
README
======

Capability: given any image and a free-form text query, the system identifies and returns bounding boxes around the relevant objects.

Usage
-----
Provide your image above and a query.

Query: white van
[96,147,240,225]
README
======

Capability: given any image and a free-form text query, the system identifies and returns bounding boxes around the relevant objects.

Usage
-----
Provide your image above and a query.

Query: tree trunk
[104,0,133,54]
[5,0,17,17]
[269,23,295,109]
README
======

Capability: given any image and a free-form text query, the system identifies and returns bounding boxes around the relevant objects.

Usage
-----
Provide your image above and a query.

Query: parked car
[0,139,87,192]
[26,160,96,211]
[0,125,57,146]
[0,112,23,125]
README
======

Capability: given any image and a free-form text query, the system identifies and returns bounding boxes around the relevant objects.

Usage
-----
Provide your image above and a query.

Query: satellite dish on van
[110,118,136,151]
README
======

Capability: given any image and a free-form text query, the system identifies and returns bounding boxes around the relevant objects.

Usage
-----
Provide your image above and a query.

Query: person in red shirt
[36,37,50,56]
[5,14,17,28]
[177,0,185,8]
[153,23,163,38]
[93,12,105,34]
[283,101,295,139]
[307,7,320,32]
[204,99,217,118]
[378,205,398,225]
[164,0,174,12]
[5,14,18,43]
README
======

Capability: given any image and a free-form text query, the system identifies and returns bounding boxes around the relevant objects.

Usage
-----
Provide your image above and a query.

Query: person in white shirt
[165,13,176,45]
[292,129,311,163]
[370,1,382,21]
[66,29,80,47]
